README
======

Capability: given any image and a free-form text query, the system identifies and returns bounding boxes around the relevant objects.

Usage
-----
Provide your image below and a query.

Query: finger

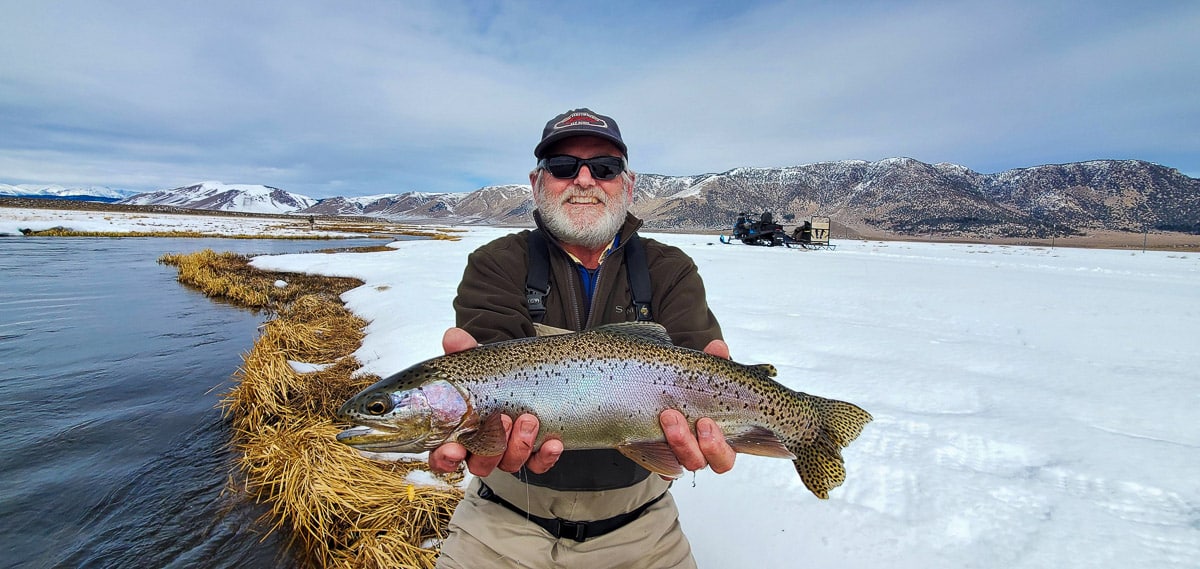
[429,443,467,474]
[525,438,563,475]
[660,409,706,471]
[702,339,730,360]
[497,414,540,472]
[697,418,736,474]
[442,327,479,355]
[465,414,512,477]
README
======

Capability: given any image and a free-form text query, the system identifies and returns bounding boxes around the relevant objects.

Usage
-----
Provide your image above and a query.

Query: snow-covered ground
[247,227,1199,569]
[0,207,349,237]
[5,206,1197,567]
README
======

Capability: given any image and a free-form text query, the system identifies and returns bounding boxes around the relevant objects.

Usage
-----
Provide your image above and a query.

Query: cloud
[1,1,1196,196]
[613,2,1200,175]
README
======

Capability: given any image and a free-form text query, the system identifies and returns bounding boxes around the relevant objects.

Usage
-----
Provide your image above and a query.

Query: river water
[0,237,387,569]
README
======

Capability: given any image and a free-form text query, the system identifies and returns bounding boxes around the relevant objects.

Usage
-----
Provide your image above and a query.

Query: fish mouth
[335,425,423,452]
[335,425,380,442]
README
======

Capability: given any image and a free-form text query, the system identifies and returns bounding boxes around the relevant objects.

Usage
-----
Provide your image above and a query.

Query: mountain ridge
[119,181,318,214]
[0,183,136,203]
[5,158,1197,237]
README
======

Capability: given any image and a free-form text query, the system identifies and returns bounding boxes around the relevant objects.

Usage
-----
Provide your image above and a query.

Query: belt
[477,482,667,542]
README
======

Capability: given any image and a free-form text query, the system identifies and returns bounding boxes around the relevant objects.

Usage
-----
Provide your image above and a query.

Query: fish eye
[364,395,392,416]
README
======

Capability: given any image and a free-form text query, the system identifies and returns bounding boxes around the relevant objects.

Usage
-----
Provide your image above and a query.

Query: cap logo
[554,111,607,130]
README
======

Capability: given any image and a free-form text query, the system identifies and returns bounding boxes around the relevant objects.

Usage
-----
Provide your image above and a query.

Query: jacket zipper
[584,263,602,330]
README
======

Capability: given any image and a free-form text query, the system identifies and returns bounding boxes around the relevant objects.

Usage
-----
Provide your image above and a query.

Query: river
[0,237,387,569]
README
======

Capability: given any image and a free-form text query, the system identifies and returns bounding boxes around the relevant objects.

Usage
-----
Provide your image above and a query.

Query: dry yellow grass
[163,249,463,568]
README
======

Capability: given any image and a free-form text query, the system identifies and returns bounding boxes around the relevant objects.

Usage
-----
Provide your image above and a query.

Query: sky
[3,209,1199,566]
[2,1,1198,198]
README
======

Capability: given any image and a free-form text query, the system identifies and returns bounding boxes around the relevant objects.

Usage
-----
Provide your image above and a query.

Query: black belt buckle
[551,519,590,542]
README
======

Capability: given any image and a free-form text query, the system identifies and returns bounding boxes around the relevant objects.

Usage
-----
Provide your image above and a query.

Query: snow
[0,208,360,237]
[6,205,1196,567]
[0,183,135,199]
[248,227,1200,568]
[339,193,411,206]
[118,181,318,214]
[672,185,703,199]
[287,360,332,374]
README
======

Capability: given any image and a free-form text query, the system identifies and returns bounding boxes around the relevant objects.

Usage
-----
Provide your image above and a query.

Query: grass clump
[158,249,363,309]
[163,249,462,568]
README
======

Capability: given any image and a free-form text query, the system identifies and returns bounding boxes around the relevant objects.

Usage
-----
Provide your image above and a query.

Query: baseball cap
[534,108,628,159]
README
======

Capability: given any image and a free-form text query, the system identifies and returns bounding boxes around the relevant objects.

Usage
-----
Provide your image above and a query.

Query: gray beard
[535,185,629,249]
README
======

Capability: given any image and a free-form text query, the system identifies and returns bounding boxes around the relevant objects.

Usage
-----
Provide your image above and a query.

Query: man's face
[530,136,634,249]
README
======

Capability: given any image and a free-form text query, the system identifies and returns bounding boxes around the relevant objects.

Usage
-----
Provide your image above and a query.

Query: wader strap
[525,230,653,324]
[525,230,551,323]
[623,233,653,321]
[478,482,667,542]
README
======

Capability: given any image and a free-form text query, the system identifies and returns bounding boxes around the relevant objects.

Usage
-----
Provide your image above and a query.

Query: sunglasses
[537,155,627,181]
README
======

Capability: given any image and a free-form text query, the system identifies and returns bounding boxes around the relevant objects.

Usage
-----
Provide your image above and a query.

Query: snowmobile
[720,212,836,249]
[721,211,789,246]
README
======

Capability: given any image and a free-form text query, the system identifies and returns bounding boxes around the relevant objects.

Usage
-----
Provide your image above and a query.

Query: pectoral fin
[457,413,508,457]
[617,441,685,478]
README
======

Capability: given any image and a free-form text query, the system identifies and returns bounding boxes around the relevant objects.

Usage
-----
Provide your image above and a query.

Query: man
[432,108,736,569]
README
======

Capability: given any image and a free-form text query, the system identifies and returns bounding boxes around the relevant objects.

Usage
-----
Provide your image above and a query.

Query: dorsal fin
[533,323,573,337]
[589,322,675,346]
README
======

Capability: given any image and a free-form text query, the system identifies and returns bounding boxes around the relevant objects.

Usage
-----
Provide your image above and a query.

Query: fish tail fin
[790,395,872,499]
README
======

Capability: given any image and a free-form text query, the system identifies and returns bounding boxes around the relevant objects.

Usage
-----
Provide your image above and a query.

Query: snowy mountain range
[5,158,1197,237]
[118,181,318,214]
[0,183,136,202]
[299,159,1197,237]
[629,158,1199,237]
[301,185,534,224]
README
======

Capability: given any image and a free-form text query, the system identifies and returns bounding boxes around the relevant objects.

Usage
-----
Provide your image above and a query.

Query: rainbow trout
[336,322,872,499]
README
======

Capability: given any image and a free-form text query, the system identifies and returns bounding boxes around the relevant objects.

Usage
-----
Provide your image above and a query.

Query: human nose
[573,164,597,187]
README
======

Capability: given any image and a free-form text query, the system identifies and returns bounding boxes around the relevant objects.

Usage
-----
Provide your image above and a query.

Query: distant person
[794,221,812,244]
[432,108,736,568]
[307,215,315,229]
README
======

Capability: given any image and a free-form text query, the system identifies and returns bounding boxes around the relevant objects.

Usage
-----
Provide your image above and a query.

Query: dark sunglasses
[537,155,627,181]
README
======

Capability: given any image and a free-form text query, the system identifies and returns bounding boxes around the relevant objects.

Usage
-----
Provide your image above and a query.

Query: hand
[427,328,565,477]
[658,338,736,476]
[703,338,730,360]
